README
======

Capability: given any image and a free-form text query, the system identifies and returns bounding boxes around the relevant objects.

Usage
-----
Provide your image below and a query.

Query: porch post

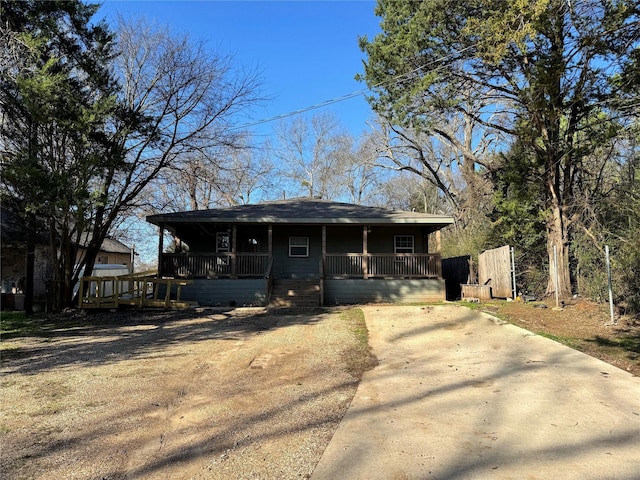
[157,223,164,277]
[231,225,237,278]
[362,226,369,279]
[320,225,326,306]
[268,225,273,259]
[321,225,327,267]
[435,230,442,253]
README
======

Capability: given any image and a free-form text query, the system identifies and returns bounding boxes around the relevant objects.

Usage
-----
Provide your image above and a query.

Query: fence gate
[442,255,475,300]
[478,245,513,298]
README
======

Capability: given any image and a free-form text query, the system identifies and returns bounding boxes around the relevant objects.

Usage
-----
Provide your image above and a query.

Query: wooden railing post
[158,223,165,277]
[78,277,85,308]
[362,226,369,279]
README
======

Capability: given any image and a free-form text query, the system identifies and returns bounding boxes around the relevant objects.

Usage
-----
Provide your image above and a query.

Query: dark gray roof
[146,198,454,227]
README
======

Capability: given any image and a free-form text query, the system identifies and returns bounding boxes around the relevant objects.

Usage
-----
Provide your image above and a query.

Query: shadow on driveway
[312,305,640,480]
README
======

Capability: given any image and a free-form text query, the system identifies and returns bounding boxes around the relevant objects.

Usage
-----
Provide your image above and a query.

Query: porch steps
[270,279,321,307]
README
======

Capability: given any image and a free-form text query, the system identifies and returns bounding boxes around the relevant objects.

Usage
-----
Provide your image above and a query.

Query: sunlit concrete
[312,305,640,480]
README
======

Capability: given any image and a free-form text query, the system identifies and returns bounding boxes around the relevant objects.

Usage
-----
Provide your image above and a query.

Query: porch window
[217,232,230,267]
[289,237,309,257]
[216,233,230,252]
[394,235,414,254]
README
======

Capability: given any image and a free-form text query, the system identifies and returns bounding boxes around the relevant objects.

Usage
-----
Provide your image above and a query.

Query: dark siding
[367,226,429,253]
[323,278,445,304]
[272,226,322,279]
[162,279,266,307]
[326,226,363,253]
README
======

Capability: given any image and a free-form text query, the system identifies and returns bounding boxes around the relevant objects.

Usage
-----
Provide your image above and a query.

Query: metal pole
[606,245,615,323]
[554,245,559,308]
[511,246,516,300]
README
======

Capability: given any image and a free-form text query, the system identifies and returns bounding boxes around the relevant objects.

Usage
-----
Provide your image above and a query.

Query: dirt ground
[480,298,640,376]
[1,300,637,479]
[0,307,369,480]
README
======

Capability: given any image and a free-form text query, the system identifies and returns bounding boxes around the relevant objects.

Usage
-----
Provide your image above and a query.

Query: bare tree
[154,137,276,210]
[275,112,350,199]
[75,17,263,306]
[337,130,386,205]
[369,108,500,228]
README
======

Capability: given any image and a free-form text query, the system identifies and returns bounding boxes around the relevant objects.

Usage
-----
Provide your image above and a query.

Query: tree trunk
[546,202,572,299]
[25,234,35,315]
[23,211,37,315]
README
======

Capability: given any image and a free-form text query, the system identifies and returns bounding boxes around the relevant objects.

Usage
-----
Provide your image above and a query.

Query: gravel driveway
[0,307,367,480]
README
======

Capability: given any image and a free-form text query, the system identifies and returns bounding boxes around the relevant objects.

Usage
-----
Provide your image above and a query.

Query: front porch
[145,198,454,307]
[157,251,444,307]
[160,252,442,280]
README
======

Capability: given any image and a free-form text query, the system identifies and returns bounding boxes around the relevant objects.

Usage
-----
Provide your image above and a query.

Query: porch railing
[161,253,269,278]
[324,253,442,278]
[160,252,441,279]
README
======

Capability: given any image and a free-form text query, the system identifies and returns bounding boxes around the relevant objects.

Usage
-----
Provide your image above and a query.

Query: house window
[289,237,309,257]
[394,235,414,254]
[216,233,230,253]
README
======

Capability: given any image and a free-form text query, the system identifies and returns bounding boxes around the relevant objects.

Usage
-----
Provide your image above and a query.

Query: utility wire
[231,26,640,132]
[230,46,474,131]
[230,89,368,130]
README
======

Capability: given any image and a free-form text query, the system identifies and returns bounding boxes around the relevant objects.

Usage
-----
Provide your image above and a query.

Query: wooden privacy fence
[478,245,513,298]
[442,255,475,300]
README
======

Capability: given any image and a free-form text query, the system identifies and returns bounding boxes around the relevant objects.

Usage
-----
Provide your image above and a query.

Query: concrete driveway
[311,305,640,480]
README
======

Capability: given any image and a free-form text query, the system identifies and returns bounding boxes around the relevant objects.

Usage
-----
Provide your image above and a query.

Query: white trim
[289,236,309,257]
[216,232,230,253]
[394,235,415,254]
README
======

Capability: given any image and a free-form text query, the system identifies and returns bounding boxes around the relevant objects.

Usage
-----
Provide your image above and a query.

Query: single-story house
[146,198,454,307]
[1,206,133,310]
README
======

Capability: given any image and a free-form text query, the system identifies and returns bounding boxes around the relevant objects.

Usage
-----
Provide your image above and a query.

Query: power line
[231,46,474,131]
[230,89,368,130]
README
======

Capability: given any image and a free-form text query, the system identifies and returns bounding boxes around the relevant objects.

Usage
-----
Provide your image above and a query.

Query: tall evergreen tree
[1,0,122,311]
[358,0,640,298]
[1,3,263,311]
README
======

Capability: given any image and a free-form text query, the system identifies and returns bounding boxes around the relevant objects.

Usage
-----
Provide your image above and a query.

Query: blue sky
[99,0,382,138]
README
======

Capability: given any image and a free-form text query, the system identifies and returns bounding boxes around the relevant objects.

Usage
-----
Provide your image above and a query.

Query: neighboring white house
[1,208,133,310]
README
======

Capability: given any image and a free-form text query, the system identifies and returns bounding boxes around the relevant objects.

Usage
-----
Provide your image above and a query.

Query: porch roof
[146,198,454,229]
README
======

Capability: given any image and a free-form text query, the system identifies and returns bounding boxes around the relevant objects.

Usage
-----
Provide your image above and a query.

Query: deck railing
[161,253,269,278]
[78,270,194,309]
[324,253,442,278]
[160,252,441,279]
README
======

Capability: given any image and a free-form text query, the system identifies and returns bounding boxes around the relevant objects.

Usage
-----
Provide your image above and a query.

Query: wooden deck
[78,271,196,309]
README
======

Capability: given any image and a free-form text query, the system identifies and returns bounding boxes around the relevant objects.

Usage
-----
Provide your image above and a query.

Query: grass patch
[589,335,640,361]
[0,311,54,338]
[1,311,31,335]
[456,300,483,310]
[341,308,378,379]
[0,310,99,340]
[537,331,584,350]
